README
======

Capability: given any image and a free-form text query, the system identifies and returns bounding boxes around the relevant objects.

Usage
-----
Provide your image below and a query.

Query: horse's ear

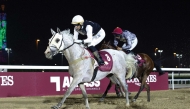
[57,27,61,33]
[51,28,56,35]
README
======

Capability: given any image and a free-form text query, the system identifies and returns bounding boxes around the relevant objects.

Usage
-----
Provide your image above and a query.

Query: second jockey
[112,27,138,54]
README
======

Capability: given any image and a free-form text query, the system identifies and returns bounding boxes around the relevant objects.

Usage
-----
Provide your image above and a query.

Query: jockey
[112,27,142,64]
[71,15,105,65]
[112,27,138,55]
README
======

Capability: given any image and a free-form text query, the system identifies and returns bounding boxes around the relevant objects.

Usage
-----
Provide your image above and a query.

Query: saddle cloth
[88,50,113,72]
[136,54,145,66]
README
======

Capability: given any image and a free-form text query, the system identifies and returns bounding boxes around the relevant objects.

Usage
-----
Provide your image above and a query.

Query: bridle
[48,33,76,55]
[103,44,112,49]
[48,31,90,65]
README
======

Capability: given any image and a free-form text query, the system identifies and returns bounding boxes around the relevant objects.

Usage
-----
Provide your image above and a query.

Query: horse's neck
[64,44,86,63]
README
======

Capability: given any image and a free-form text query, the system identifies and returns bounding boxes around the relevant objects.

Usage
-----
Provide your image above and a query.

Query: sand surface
[0,88,190,109]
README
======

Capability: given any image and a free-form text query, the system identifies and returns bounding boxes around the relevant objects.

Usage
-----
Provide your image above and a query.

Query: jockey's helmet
[71,15,84,25]
[112,27,123,34]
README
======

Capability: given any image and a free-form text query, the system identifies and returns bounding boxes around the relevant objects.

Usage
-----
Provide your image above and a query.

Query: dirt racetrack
[0,88,190,109]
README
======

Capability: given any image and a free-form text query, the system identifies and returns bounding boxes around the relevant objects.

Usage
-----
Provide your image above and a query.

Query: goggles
[73,24,81,26]
[113,34,121,37]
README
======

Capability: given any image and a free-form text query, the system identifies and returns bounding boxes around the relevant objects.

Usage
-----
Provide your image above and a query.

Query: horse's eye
[55,38,60,43]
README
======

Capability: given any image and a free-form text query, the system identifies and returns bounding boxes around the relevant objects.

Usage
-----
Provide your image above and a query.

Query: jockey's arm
[83,25,93,44]
[113,39,118,48]
[113,39,123,50]
[122,35,132,50]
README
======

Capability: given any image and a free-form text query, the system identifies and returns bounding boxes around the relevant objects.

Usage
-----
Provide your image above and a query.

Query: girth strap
[91,67,98,81]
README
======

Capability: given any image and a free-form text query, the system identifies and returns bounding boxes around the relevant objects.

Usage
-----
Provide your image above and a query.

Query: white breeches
[88,28,105,46]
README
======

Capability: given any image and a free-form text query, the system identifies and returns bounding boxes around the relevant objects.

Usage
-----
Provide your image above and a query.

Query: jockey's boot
[89,46,104,65]
[93,50,105,65]
[154,61,165,76]
[125,50,131,54]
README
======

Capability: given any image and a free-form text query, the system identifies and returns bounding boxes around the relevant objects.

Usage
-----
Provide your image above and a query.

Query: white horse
[44,28,137,109]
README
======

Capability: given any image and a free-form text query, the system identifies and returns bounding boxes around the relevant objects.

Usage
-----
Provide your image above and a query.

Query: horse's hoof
[51,105,59,109]
[99,98,105,102]
[132,99,136,102]
[126,103,130,107]
[116,93,121,97]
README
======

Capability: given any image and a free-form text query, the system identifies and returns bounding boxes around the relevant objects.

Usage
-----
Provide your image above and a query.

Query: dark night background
[1,0,190,67]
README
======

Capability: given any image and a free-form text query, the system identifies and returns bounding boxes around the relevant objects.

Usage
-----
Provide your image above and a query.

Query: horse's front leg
[51,77,80,109]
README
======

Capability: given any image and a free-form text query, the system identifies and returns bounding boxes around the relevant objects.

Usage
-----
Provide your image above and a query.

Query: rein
[102,43,114,49]
[59,34,91,65]
[63,42,75,51]
[49,32,93,66]
[68,45,93,65]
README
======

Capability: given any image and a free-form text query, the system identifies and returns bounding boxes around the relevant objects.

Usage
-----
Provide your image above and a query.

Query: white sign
[50,76,101,91]
[0,76,14,86]
[127,75,157,86]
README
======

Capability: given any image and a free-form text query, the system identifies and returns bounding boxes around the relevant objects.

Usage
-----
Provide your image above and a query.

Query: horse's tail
[124,53,138,78]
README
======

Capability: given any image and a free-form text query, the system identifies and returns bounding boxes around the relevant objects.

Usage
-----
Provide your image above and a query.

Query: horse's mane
[100,40,116,50]
[60,29,74,39]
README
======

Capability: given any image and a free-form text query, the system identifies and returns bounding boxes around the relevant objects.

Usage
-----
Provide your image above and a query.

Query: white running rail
[1,65,190,90]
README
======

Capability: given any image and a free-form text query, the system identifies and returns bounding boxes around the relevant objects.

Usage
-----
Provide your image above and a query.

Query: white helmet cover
[71,15,84,25]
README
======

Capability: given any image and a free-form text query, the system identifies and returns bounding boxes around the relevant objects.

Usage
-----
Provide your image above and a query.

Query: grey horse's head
[44,28,73,60]
[44,28,64,60]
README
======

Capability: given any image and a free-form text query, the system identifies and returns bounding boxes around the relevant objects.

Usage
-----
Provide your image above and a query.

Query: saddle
[87,50,113,72]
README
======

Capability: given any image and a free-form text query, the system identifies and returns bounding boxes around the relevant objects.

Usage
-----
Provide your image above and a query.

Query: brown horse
[99,41,164,102]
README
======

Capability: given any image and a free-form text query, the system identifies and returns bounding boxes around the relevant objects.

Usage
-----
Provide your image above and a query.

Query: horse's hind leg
[117,75,130,107]
[144,81,150,102]
[136,73,150,102]
[111,75,125,97]
[133,73,150,102]
[99,80,113,102]
[79,83,90,109]
[115,84,122,97]
[138,71,150,102]
[133,76,144,102]
[115,83,132,98]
